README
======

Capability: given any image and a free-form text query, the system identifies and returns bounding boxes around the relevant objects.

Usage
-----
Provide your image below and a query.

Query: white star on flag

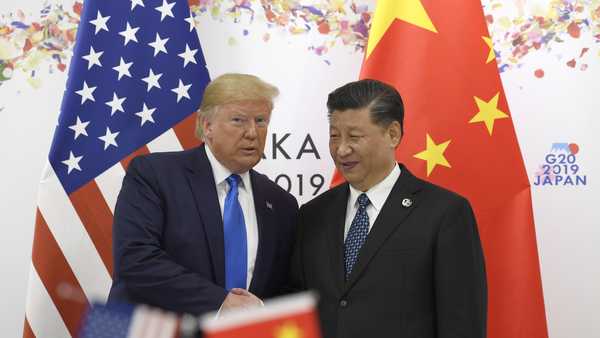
[98,127,120,150]
[119,22,139,46]
[141,69,162,92]
[82,46,103,70]
[178,44,198,67]
[171,79,191,102]
[105,93,127,115]
[135,103,157,126]
[68,116,90,140]
[75,81,96,104]
[62,151,83,174]
[148,33,169,56]
[131,0,145,10]
[185,13,195,32]
[113,57,133,80]
[89,10,110,35]
[155,0,176,21]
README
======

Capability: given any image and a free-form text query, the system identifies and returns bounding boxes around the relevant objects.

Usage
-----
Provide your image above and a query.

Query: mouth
[240,147,258,155]
[340,161,359,171]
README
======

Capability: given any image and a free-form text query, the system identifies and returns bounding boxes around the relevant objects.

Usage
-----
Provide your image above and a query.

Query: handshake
[219,288,264,315]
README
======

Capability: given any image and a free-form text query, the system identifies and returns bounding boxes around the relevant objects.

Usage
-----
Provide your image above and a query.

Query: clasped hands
[220,288,263,314]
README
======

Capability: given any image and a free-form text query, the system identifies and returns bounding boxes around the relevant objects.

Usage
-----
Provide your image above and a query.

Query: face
[329,107,401,191]
[202,100,272,173]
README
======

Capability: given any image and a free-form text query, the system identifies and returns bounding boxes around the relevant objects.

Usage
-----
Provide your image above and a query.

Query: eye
[255,116,269,127]
[231,116,245,124]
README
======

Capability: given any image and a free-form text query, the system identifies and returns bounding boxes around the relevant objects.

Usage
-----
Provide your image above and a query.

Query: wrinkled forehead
[217,99,273,115]
[329,108,373,129]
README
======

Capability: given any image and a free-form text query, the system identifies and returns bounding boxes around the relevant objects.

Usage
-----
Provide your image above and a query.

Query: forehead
[329,107,373,128]
[218,99,272,115]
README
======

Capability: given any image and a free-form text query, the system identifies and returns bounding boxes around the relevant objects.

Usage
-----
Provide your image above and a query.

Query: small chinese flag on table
[200,293,321,338]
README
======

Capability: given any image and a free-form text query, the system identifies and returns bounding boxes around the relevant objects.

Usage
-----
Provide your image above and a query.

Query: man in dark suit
[291,79,487,338]
[108,73,298,315]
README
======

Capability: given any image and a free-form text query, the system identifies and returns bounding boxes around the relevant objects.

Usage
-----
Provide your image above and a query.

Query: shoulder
[406,173,472,215]
[419,178,466,203]
[128,147,199,174]
[299,183,347,215]
[251,170,298,210]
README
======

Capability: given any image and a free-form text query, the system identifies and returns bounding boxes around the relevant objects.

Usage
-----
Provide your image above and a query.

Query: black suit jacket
[291,164,486,338]
[107,145,298,315]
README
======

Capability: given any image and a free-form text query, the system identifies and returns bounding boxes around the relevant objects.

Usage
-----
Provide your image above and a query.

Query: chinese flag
[334,1,548,337]
[202,293,322,338]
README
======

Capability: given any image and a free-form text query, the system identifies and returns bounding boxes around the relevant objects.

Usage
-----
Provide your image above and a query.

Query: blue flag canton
[79,303,135,338]
[49,0,210,194]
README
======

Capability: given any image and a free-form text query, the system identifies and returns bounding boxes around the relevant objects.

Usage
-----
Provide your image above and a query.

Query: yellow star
[365,0,438,59]
[482,36,495,63]
[469,92,509,135]
[274,322,302,338]
[413,133,451,177]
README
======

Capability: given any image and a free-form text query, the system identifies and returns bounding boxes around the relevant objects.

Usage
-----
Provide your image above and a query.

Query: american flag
[79,303,183,338]
[24,0,209,337]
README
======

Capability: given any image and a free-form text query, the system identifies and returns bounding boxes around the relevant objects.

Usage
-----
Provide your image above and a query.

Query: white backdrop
[1,1,598,337]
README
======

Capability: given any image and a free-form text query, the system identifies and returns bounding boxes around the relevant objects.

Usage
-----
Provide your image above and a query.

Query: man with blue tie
[108,73,299,315]
[291,79,487,338]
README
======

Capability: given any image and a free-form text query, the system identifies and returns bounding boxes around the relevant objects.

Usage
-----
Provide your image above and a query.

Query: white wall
[1,1,599,337]
[0,62,66,336]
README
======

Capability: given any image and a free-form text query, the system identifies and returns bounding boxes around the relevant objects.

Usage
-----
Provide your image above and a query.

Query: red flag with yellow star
[335,1,548,337]
[201,293,321,338]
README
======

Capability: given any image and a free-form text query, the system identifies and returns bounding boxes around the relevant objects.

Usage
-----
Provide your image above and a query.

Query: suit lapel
[248,171,276,296]
[343,165,423,292]
[325,184,350,294]
[184,145,226,287]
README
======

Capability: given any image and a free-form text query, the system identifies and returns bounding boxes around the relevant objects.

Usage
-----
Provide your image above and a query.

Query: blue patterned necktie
[344,193,370,280]
[223,174,248,291]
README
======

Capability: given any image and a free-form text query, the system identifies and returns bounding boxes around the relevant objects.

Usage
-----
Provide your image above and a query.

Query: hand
[220,288,263,314]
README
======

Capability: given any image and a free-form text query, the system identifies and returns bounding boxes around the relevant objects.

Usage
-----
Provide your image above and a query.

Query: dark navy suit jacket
[291,164,487,338]
[107,145,298,315]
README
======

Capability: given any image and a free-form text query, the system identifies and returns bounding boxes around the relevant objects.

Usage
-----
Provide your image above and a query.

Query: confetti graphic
[1,0,600,88]
[483,0,600,75]
[0,2,80,88]
[0,0,372,88]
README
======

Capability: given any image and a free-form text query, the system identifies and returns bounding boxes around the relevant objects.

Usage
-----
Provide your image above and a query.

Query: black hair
[326,79,404,133]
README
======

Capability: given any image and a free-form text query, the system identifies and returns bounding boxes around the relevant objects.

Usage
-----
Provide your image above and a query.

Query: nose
[336,139,352,157]
[244,120,258,139]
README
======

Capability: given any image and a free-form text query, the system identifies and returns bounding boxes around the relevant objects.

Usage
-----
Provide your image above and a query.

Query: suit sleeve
[434,197,487,338]
[112,156,227,315]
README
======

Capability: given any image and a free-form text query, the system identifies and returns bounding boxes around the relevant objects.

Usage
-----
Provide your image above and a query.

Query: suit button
[339,299,348,308]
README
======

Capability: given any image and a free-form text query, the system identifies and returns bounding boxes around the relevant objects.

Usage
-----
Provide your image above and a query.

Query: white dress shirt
[344,164,401,240]
[205,145,258,289]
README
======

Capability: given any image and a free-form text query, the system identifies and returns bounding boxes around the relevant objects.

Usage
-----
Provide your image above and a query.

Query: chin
[240,160,260,172]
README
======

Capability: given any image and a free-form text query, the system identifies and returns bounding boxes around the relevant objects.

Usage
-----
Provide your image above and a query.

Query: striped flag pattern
[23,0,209,337]
[79,303,180,338]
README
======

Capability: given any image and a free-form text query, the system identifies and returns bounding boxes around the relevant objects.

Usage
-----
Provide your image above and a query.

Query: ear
[387,121,402,148]
[201,114,212,139]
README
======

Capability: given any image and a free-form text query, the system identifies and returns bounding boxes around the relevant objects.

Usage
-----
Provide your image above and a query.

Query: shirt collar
[348,164,401,212]
[205,144,251,190]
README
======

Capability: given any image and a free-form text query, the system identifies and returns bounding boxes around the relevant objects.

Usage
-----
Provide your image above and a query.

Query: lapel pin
[401,198,413,208]
[266,201,273,210]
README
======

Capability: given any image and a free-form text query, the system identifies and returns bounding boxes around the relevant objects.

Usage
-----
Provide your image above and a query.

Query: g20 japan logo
[533,143,587,186]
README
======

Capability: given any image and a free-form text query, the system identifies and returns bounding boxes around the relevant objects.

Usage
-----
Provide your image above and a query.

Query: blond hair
[195,73,279,139]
